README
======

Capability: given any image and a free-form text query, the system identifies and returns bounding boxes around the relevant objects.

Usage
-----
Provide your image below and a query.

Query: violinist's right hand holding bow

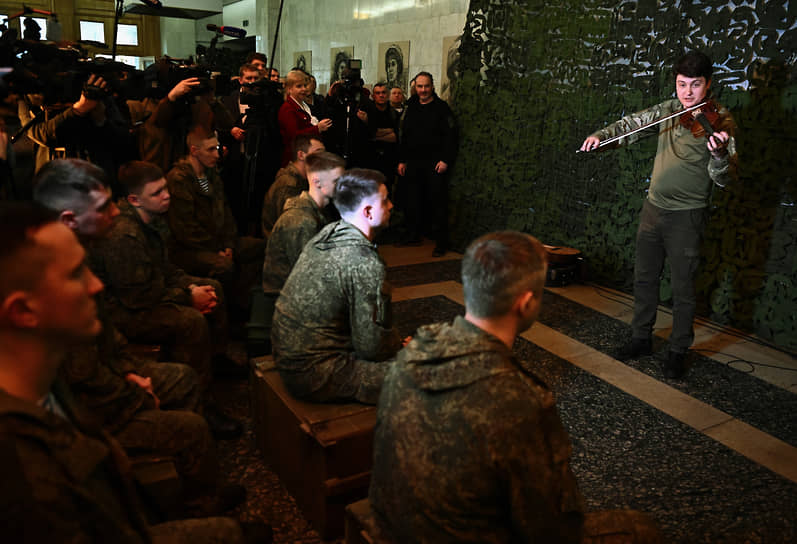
[580,135,601,152]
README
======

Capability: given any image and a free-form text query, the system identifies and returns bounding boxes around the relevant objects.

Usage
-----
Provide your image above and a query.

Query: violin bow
[577,100,708,153]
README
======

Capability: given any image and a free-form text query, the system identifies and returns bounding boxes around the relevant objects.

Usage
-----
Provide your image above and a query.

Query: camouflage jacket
[261,162,307,237]
[0,380,152,543]
[262,191,329,294]
[93,201,194,326]
[591,98,737,210]
[370,316,585,543]
[273,220,401,371]
[167,158,237,253]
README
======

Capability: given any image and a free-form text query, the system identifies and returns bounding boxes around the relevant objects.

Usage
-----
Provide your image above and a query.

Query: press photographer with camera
[278,69,332,167]
[18,73,129,177]
[324,61,370,167]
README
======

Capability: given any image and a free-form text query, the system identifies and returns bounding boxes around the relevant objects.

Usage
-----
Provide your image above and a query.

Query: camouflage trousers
[140,361,202,412]
[277,352,393,405]
[583,509,661,544]
[113,404,218,494]
[116,279,228,390]
[151,516,244,543]
[172,237,265,313]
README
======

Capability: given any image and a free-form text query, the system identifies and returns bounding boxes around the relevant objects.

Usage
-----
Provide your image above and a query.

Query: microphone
[206,24,246,39]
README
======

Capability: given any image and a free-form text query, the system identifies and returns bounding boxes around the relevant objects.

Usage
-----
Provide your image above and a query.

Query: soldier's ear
[126,193,141,207]
[58,210,78,230]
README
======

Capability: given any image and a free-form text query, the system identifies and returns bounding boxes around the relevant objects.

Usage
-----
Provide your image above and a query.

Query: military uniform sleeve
[346,255,402,361]
[167,170,218,250]
[592,100,676,147]
[707,110,738,188]
[492,377,585,543]
[100,231,191,310]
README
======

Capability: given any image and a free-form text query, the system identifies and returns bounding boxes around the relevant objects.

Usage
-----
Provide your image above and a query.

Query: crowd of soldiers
[0,48,735,544]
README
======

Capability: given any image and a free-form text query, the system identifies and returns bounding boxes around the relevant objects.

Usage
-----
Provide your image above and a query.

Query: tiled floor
[220,240,797,543]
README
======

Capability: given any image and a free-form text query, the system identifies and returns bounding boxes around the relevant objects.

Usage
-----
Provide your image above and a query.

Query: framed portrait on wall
[293,50,312,73]
[440,35,461,103]
[378,41,410,94]
[330,46,354,86]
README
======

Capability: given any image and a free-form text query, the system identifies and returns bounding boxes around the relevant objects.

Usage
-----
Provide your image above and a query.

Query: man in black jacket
[397,72,458,257]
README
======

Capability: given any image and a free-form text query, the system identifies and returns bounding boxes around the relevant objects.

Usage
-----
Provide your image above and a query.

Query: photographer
[18,74,128,176]
[324,65,370,167]
[278,69,332,166]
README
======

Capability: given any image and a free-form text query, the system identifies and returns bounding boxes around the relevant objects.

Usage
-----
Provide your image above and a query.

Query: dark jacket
[0,380,152,543]
[398,93,458,165]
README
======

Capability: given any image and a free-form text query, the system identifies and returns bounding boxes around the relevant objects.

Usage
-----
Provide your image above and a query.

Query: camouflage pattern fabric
[370,316,586,543]
[591,98,737,210]
[370,317,662,543]
[261,162,307,237]
[0,381,245,543]
[93,202,225,385]
[262,191,329,295]
[272,220,401,404]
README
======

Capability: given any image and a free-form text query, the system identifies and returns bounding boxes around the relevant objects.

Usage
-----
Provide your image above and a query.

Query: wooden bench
[250,356,377,539]
[130,455,182,522]
[345,498,391,544]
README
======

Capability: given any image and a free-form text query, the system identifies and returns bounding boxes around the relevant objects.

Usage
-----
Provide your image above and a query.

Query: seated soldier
[166,128,265,312]
[369,231,661,544]
[32,160,242,505]
[261,134,325,237]
[93,161,245,419]
[271,169,401,404]
[259,151,346,343]
[0,201,272,543]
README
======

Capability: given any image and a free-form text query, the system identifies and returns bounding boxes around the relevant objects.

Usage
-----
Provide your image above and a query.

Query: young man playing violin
[580,50,736,379]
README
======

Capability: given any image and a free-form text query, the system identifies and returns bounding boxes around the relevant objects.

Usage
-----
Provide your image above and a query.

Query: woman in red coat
[278,70,332,166]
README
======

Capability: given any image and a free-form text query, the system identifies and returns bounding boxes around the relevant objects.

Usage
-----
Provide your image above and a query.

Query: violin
[679,99,721,138]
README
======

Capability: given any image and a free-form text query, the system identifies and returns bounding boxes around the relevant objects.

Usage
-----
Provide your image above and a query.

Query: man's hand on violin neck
[707,131,730,158]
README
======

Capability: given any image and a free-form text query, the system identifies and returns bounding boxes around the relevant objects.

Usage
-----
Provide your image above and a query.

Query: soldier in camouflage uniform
[261,134,325,236]
[0,202,264,543]
[93,161,243,436]
[167,130,265,311]
[581,51,736,379]
[259,152,345,341]
[31,159,231,492]
[369,231,660,543]
[272,169,401,404]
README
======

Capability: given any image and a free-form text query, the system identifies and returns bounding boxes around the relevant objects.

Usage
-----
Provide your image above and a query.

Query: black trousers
[402,159,450,248]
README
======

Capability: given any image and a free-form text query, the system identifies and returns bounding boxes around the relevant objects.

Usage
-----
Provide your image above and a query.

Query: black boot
[615,337,653,361]
[662,350,687,379]
[204,403,243,440]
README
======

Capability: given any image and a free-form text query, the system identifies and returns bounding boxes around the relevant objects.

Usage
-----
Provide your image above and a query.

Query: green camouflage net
[449,0,797,350]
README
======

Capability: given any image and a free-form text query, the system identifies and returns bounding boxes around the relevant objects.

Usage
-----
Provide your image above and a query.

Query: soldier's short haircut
[245,52,267,66]
[414,71,434,85]
[461,231,548,318]
[674,51,713,81]
[239,63,260,77]
[0,201,60,299]
[333,169,386,215]
[33,159,108,215]
[186,128,217,150]
[305,151,345,175]
[292,134,322,161]
[285,69,308,89]
[118,161,165,196]
[372,82,388,92]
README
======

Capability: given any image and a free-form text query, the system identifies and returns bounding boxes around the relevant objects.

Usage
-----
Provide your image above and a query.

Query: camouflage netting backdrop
[448,0,797,351]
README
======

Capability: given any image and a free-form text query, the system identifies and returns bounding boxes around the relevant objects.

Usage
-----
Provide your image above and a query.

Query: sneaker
[615,337,652,361]
[662,350,686,379]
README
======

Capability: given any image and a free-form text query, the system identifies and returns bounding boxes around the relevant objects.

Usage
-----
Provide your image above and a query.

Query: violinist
[580,51,736,380]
